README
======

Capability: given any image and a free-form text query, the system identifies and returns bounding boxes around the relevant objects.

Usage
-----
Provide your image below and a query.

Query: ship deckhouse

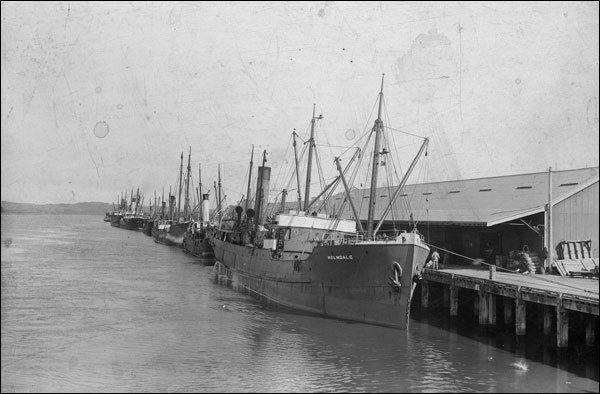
[272,212,356,234]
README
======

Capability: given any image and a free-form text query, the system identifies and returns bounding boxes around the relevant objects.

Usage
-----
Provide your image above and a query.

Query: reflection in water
[2,215,598,392]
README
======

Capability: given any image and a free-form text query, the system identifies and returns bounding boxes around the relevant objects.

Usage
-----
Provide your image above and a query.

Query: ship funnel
[246,208,255,227]
[202,193,210,223]
[253,166,271,226]
[235,206,243,227]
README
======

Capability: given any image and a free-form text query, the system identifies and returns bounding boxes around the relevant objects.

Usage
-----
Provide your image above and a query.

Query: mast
[292,129,302,212]
[253,150,268,229]
[135,187,140,214]
[161,187,165,219]
[245,144,254,214]
[366,74,385,238]
[546,166,553,274]
[213,181,218,221]
[177,152,183,217]
[198,163,203,222]
[217,164,222,225]
[169,185,173,220]
[154,191,157,218]
[373,137,429,236]
[184,147,191,219]
[335,157,364,232]
[303,104,322,212]
[130,188,133,211]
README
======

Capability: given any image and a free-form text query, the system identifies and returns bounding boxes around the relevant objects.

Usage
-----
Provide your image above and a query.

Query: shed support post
[586,318,597,346]
[556,301,569,348]
[544,306,553,335]
[487,293,496,325]
[478,289,489,325]
[421,280,429,309]
[449,286,458,317]
[515,290,526,336]
[503,298,513,324]
[443,286,449,309]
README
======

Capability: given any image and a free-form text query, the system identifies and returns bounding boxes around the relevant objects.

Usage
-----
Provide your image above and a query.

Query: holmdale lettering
[327,255,353,260]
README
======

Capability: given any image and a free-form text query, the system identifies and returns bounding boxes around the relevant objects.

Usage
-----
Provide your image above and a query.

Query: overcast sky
[1,1,598,205]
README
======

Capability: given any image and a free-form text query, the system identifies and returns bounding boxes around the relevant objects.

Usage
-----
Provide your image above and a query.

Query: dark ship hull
[153,221,188,246]
[110,213,123,228]
[120,216,146,231]
[182,230,215,265]
[210,234,429,329]
[144,219,154,236]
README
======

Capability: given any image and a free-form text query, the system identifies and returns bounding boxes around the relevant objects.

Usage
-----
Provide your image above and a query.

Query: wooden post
[487,293,496,325]
[543,306,553,335]
[556,303,569,348]
[489,264,496,280]
[449,286,458,317]
[503,298,513,324]
[443,286,450,309]
[515,290,526,335]
[586,318,597,346]
[474,294,479,318]
[478,290,489,325]
[546,167,553,275]
[421,280,429,309]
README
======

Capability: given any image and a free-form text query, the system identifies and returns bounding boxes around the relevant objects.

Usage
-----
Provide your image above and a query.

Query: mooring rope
[424,242,599,296]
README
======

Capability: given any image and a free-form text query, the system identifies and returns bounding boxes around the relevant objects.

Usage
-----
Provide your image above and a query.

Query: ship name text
[327,255,353,260]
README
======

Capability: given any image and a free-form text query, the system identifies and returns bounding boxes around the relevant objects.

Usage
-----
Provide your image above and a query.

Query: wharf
[419,267,599,347]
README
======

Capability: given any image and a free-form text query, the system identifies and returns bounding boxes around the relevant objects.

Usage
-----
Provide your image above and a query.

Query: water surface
[1,215,598,392]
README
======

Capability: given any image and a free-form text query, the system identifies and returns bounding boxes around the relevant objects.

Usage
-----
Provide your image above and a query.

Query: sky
[1,1,598,205]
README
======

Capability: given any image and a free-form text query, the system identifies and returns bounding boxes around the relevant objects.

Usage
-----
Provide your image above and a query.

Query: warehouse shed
[332,167,599,271]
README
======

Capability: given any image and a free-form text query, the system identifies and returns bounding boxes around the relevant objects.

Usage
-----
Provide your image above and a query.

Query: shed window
[479,188,492,192]
[560,182,579,187]
[516,186,532,189]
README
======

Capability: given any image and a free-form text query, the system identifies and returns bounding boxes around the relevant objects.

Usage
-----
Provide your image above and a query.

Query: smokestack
[235,206,243,227]
[253,165,271,226]
[202,193,210,223]
[280,189,287,213]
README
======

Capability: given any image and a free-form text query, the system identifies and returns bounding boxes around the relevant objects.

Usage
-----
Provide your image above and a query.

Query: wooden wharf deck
[419,267,599,348]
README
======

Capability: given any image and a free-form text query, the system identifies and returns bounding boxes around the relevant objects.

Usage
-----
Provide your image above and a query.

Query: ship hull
[110,214,122,228]
[211,237,429,329]
[143,220,154,236]
[153,222,188,246]
[182,231,215,265]
[120,217,146,231]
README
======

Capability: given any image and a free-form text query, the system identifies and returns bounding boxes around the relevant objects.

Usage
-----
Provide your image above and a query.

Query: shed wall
[553,182,599,258]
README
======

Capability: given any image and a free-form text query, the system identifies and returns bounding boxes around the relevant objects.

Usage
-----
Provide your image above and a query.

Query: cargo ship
[182,164,215,264]
[209,76,430,329]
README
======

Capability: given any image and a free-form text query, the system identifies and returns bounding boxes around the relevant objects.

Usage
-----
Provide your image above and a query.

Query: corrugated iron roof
[333,167,599,226]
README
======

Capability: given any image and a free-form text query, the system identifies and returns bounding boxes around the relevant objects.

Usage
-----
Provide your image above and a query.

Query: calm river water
[1,214,598,392]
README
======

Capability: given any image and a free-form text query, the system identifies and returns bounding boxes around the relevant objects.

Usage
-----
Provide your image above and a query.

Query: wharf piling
[419,267,599,348]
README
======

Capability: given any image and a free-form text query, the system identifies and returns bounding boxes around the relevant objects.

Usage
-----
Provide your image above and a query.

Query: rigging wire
[384,125,428,140]
[382,95,413,227]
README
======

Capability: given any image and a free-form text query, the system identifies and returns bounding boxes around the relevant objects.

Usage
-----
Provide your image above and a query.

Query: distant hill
[1,201,113,215]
